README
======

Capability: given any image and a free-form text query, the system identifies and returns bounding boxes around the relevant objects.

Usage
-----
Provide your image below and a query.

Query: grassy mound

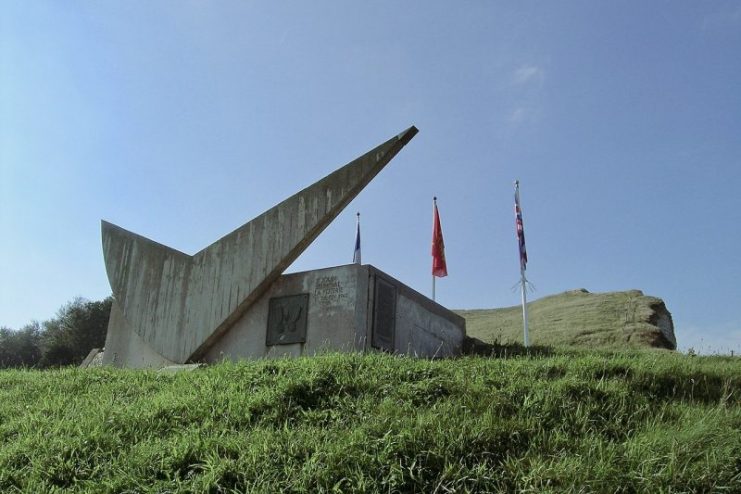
[1,351,739,492]
[459,289,676,350]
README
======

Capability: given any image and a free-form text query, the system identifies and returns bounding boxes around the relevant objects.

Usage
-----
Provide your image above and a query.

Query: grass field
[0,351,739,493]
[458,289,676,350]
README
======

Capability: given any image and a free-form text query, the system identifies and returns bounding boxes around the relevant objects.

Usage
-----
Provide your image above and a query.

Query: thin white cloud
[512,65,544,85]
[701,5,741,31]
[509,107,527,124]
[504,65,545,127]
[507,107,540,126]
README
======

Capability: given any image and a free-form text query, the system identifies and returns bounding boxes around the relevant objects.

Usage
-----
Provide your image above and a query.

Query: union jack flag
[515,182,527,271]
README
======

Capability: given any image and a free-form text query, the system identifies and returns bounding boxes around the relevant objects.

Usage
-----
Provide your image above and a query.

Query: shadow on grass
[462,336,553,358]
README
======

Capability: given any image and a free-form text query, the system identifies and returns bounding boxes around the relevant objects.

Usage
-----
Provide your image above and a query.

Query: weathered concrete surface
[79,348,103,368]
[204,264,466,362]
[367,267,466,358]
[158,363,204,374]
[102,301,175,368]
[102,127,418,365]
[205,264,367,361]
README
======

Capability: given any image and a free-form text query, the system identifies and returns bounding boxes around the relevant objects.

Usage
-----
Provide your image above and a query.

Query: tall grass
[0,351,739,492]
[459,289,676,350]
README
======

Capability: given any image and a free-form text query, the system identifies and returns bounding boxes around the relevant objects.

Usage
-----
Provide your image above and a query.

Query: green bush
[39,297,112,367]
[0,297,112,369]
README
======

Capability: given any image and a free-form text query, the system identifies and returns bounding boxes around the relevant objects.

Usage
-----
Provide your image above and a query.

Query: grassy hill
[1,351,739,492]
[458,289,677,351]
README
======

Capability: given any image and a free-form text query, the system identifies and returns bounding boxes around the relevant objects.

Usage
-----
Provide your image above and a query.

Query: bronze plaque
[266,294,309,346]
[372,276,397,352]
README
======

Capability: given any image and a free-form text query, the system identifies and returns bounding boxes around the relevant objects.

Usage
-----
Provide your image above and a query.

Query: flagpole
[515,181,530,348]
[520,265,529,347]
[432,197,437,302]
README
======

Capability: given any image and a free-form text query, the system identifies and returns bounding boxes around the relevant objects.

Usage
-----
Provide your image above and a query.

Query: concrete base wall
[367,267,465,358]
[104,263,465,367]
[204,264,465,363]
[204,264,369,362]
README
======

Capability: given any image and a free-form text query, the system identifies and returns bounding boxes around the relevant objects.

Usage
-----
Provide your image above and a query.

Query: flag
[514,182,527,271]
[432,198,448,277]
[353,213,361,264]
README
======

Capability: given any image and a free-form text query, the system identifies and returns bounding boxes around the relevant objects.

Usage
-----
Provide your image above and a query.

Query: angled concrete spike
[102,126,418,364]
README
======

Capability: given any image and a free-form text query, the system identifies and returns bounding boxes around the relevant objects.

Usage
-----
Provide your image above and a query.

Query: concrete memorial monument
[101,126,466,368]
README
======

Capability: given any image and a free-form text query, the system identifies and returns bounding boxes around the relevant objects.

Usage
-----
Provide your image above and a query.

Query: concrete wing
[102,126,418,363]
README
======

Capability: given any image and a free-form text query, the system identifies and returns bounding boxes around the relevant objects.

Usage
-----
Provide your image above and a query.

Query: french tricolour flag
[353,213,361,264]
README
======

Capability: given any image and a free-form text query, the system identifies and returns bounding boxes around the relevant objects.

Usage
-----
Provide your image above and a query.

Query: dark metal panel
[372,276,397,352]
[266,294,309,346]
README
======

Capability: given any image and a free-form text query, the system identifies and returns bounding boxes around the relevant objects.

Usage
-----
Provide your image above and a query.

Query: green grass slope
[458,289,676,350]
[1,351,739,493]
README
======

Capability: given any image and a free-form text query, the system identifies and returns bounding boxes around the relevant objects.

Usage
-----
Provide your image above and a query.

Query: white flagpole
[520,265,530,347]
[515,181,530,347]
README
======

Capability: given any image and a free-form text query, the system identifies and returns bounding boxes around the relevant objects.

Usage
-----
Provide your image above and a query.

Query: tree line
[0,297,112,369]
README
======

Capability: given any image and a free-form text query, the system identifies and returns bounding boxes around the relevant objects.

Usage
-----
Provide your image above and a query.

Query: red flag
[431,198,448,277]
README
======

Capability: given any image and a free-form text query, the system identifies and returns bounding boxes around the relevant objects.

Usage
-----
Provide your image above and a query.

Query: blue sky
[2,1,740,353]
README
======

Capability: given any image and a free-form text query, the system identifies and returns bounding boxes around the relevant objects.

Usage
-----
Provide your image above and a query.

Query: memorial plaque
[372,276,397,352]
[314,275,346,307]
[267,294,309,346]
